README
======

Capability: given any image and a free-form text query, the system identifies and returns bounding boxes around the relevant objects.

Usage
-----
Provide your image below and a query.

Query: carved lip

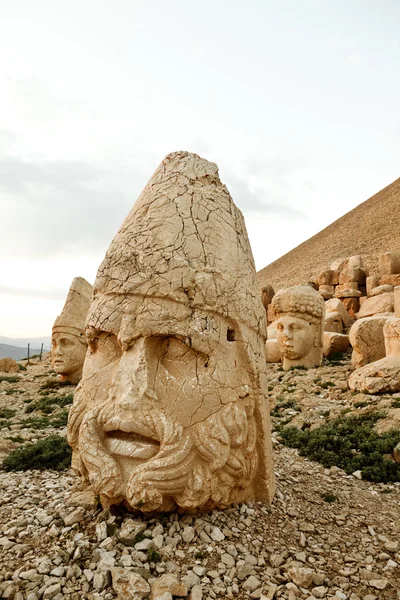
[102,424,160,460]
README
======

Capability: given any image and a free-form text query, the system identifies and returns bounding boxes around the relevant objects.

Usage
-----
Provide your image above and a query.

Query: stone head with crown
[51,277,92,384]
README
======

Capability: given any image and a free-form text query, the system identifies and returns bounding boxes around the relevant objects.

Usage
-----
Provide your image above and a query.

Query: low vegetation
[2,435,72,471]
[0,376,20,384]
[25,394,73,415]
[279,412,400,483]
[0,408,17,419]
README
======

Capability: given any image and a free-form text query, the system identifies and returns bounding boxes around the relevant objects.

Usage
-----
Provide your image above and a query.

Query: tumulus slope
[257,177,400,291]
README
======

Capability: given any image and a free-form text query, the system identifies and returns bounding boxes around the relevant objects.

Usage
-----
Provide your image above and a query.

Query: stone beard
[51,330,87,384]
[68,295,262,513]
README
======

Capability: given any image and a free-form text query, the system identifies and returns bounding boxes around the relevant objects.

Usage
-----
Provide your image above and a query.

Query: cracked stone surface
[51,277,93,384]
[271,286,325,370]
[349,317,400,394]
[67,151,275,513]
[349,316,389,369]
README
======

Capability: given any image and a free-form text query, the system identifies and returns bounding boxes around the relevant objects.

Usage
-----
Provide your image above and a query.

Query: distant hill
[0,343,44,360]
[257,177,400,291]
[0,336,51,350]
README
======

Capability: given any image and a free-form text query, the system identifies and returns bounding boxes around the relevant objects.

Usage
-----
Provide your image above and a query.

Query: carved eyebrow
[86,326,117,340]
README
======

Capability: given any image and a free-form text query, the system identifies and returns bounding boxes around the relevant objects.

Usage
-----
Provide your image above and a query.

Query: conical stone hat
[53,277,93,340]
[94,151,266,337]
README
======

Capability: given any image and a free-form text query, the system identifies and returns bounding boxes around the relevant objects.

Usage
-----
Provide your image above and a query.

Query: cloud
[347,53,363,65]
[0,284,67,300]
[0,153,148,259]
[0,129,17,150]
[220,155,307,219]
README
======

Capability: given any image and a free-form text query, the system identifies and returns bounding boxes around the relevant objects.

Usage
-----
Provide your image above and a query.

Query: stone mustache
[68,151,275,513]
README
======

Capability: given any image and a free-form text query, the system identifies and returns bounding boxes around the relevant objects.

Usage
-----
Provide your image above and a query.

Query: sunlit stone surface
[68,151,275,513]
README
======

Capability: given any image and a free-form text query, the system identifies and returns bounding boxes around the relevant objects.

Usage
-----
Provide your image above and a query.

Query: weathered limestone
[342,297,360,318]
[261,285,275,311]
[357,292,394,318]
[349,316,389,368]
[0,358,19,373]
[261,285,275,324]
[336,255,367,285]
[395,286,400,318]
[379,274,400,286]
[335,283,362,298]
[370,284,394,296]
[265,339,281,363]
[315,269,338,287]
[379,252,400,277]
[324,311,344,334]
[319,284,335,300]
[68,151,275,513]
[271,285,325,370]
[366,276,380,297]
[51,277,92,384]
[348,317,400,393]
[323,332,350,358]
[325,298,352,327]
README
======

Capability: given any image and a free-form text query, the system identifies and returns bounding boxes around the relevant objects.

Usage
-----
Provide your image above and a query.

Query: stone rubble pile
[312,252,400,319]
[0,443,399,600]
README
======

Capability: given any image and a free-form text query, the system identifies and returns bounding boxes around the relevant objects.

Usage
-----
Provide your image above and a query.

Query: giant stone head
[68,152,274,513]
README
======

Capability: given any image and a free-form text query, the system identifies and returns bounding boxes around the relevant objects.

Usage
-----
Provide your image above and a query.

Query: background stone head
[272,284,325,369]
[51,277,92,383]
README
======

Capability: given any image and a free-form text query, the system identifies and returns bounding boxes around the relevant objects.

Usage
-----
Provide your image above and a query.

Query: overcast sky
[1,0,399,338]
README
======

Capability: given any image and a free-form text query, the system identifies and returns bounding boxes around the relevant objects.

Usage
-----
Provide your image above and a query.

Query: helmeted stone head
[51,277,92,384]
[68,151,275,513]
[272,285,325,370]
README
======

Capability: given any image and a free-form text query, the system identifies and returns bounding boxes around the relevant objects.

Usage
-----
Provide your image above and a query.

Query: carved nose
[111,338,153,410]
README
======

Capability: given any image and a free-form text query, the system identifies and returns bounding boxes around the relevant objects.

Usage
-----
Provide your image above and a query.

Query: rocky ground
[0,355,399,600]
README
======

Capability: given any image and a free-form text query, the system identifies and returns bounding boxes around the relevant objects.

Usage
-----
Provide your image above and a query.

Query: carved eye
[162,338,191,360]
[227,328,235,342]
[87,329,120,358]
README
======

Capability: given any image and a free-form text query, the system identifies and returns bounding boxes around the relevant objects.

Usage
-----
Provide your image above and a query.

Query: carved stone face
[70,294,259,512]
[51,332,87,383]
[276,316,314,360]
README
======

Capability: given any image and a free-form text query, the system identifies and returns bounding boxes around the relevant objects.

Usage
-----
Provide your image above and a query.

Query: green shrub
[0,420,12,430]
[320,493,337,503]
[51,410,69,428]
[25,394,73,415]
[40,379,70,390]
[354,401,368,409]
[288,365,307,371]
[320,381,335,389]
[392,399,400,409]
[20,416,51,429]
[147,548,161,563]
[279,412,400,483]
[2,435,72,471]
[0,408,16,419]
[17,364,27,371]
[0,376,20,383]
[5,435,24,443]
